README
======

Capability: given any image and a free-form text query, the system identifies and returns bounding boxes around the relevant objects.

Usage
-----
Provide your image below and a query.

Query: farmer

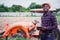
[40,3,58,40]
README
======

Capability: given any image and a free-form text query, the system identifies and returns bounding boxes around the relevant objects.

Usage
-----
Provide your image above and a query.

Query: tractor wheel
[54,28,60,40]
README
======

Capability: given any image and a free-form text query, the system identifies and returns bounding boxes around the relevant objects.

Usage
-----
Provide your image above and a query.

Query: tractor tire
[54,28,60,40]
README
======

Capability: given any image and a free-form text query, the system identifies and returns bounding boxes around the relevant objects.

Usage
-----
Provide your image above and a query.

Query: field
[0,13,60,40]
[0,17,41,40]
[56,16,60,25]
[0,17,41,31]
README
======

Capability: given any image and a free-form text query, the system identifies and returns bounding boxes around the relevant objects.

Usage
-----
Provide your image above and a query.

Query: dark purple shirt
[41,11,57,30]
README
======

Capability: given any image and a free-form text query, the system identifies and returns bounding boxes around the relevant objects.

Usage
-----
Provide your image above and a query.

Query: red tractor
[0,20,39,38]
[0,20,60,40]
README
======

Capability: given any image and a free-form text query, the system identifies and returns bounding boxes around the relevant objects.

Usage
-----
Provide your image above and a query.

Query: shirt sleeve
[46,14,58,30]
[41,16,44,27]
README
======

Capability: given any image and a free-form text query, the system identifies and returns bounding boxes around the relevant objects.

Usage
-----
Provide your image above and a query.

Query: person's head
[42,3,51,12]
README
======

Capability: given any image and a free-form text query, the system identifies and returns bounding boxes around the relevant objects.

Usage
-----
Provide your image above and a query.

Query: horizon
[0,0,60,9]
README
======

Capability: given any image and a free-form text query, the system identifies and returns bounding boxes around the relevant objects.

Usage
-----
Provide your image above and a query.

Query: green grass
[0,38,4,40]
[56,14,60,25]
[0,37,30,40]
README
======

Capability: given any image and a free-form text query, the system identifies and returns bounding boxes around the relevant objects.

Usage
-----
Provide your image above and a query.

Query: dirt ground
[0,17,41,40]
[0,17,60,40]
[0,17,60,31]
[0,17,41,32]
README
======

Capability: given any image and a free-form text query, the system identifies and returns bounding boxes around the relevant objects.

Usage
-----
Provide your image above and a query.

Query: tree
[28,2,42,9]
[56,8,60,12]
[9,5,29,12]
[0,4,8,12]
[0,3,42,12]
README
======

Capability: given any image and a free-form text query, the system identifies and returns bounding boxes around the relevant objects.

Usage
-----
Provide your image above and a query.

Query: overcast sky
[0,0,60,9]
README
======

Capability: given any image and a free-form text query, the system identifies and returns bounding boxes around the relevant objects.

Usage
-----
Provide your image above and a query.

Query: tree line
[0,2,42,12]
[0,2,60,12]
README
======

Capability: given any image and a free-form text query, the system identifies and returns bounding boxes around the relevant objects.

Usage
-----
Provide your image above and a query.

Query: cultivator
[0,20,41,40]
[0,20,60,40]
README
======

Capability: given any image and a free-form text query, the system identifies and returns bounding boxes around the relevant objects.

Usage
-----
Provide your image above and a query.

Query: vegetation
[0,4,30,12]
[56,14,60,25]
[56,8,60,12]
[0,2,42,12]
[28,2,42,9]
[0,37,30,40]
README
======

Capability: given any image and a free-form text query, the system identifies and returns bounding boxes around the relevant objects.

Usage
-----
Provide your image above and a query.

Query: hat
[42,3,51,8]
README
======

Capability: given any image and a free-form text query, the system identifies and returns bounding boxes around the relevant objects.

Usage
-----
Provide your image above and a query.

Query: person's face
[43,5,50,12]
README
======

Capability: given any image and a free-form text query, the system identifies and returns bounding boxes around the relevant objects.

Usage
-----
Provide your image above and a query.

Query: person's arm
[46,15,58,30]
[41,17,47,30]
[41,16,44,27]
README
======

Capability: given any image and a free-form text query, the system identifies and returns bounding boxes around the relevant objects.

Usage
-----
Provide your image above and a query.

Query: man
[40,3,58,40]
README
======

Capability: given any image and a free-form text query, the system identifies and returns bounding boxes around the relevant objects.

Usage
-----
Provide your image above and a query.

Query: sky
[0,0,60,9]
